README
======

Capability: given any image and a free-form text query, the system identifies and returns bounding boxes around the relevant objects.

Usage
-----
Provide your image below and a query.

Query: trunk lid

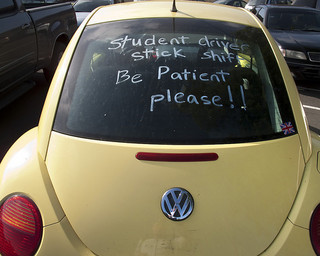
[46,132,304,256]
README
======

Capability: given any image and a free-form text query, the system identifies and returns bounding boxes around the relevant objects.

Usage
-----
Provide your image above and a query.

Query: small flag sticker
[280,122,295,135]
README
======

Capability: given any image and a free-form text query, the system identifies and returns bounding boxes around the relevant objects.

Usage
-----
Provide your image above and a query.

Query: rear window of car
[73,0,113,12]
[54,18,296,144]
[267,8,320,31]
[247,0,265,6]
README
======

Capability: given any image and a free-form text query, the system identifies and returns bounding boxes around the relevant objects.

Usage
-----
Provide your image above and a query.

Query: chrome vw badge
[161,188,194,221]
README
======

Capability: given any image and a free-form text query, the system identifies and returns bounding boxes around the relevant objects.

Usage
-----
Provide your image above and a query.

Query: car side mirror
[0,0,15,13]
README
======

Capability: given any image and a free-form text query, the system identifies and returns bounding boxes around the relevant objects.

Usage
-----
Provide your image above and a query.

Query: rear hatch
[47,15,304,255]
[46,133,304,255]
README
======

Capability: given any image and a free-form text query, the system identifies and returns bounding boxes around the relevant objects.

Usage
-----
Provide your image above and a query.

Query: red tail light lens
[310,203,320,255]
[0,195,42,256]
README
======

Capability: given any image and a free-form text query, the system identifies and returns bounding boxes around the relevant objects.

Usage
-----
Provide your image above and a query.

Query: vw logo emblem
[161,188,194,221]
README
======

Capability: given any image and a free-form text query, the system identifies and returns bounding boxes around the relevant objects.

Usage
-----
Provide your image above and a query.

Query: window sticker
[280,122,295,135]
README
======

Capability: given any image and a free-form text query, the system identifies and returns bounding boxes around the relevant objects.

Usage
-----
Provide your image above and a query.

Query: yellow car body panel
[45,132,304,255]
[0,1,319,255]
[288,132,320,228]
[0,128,64,226]
[261,219,315,255]
[88,1,259,27]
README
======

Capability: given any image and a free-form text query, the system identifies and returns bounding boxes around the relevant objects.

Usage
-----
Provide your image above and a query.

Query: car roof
[86,1,260,27]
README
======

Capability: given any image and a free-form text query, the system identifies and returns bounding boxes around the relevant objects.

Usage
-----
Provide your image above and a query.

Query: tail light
[0,195,42,256]
[136,152,219,162]
[310,203,320,255]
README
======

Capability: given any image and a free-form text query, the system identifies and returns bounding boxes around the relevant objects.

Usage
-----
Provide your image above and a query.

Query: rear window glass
[54,18,296,144]
[73,0,113,12]
[247,0,265,6]
[267,9,320,31]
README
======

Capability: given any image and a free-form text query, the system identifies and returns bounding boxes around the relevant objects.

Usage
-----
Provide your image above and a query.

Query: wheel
[44,41,66,83]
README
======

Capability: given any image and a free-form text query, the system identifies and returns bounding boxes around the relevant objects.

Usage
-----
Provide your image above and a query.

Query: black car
[292,0,320,9]
[245,0,291,11]
[73,0,114,26]
[253,5,320,80]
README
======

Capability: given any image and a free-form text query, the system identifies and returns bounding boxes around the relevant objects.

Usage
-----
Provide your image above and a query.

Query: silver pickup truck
[0,0,77,108]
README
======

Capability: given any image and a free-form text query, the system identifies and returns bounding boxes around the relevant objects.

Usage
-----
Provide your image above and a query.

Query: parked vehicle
[0,0,77,108]
[22,0,72,8]
[0,1,320,255]
[245,0,290,11]
[253,5,320,80]
[214,0,247,7]
[292,0,320,9]
[73,0,114,26]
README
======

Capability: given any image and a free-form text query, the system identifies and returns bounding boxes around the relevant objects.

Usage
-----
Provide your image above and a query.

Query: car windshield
[74,0,112,12]
[247,0,265,6]
[214,0,228,4]
[269,0,291,4]
[267,9,320,31]
[54,18,296,144]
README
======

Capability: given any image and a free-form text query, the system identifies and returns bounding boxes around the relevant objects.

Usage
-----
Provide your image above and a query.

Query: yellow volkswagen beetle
[1,1,320,255]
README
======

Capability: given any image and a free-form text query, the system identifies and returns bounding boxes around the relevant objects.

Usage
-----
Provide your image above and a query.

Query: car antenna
[171,0,177,12]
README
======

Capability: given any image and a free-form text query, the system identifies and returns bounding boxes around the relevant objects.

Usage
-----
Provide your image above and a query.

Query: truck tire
[44,41,66,83]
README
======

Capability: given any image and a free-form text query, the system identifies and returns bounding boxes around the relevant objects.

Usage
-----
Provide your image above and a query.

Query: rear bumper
[36,216,316,256]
